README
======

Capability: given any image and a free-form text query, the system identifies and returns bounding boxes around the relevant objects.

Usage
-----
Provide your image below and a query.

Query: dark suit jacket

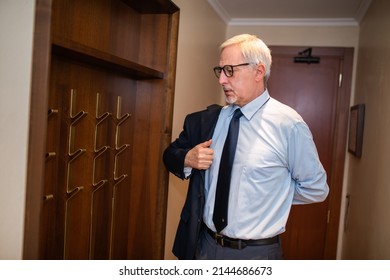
[163,104,223,260]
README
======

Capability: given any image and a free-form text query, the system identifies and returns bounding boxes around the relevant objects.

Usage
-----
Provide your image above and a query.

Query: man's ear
[255,64,266,82]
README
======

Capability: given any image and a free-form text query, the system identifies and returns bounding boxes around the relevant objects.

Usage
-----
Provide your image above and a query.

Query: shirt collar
[228,89,270,120]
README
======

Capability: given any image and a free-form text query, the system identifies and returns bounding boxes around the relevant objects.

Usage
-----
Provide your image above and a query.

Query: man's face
[218,45,265,107]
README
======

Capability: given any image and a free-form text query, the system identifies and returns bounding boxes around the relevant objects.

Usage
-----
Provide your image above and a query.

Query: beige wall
[342,0,390,259]
[0,0,35,259]
[165,0,226,260]
[227,25,359,48]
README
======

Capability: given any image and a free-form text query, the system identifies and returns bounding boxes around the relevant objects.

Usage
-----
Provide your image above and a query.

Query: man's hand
[184,139,214,170]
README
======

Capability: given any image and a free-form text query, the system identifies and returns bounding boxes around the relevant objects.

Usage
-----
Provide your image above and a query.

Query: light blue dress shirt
[203,89,329,239]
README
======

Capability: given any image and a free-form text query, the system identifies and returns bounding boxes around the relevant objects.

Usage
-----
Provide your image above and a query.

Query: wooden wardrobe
[24,0,179,259]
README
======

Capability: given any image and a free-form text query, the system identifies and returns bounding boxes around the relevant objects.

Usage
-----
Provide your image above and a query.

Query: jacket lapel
[201,104,222,142]
[199,104,222,182]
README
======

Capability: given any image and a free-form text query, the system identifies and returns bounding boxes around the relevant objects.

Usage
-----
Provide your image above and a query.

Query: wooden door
[267,46,353,259]
[32,0,179,260]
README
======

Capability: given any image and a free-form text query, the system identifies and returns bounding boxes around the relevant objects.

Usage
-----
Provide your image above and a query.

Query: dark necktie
[213,108,243,232]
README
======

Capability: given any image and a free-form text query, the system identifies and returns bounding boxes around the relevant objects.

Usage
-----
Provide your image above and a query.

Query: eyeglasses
[213,63,251,78]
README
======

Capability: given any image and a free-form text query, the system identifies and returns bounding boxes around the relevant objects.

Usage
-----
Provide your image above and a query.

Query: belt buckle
[215,233,225,247]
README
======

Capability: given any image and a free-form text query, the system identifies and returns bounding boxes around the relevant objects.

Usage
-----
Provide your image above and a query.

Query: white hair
[220,34,272,83]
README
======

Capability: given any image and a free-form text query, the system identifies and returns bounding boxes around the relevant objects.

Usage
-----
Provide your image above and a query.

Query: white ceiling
[208,0,373,26]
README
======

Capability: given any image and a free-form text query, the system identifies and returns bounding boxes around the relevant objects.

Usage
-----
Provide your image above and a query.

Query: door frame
[23,0,52,259]
[269,46,354,259]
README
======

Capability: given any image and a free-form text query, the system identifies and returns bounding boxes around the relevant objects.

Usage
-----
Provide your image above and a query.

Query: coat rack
[294,47,320,64]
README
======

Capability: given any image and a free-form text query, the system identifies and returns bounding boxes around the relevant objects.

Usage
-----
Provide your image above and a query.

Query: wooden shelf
[51,36,164,80]
[122,0,179,14]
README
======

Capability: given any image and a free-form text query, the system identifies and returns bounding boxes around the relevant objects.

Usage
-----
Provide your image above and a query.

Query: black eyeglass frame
[213,63,251,78]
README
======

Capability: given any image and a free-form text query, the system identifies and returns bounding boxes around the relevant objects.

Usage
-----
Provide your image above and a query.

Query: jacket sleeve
[163,104,222,180]
[163,115,195,180]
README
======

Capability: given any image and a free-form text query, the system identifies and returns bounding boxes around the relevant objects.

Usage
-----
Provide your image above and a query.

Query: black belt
[206,226,279,250]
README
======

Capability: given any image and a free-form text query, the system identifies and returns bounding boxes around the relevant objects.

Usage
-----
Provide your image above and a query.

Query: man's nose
[218,71,228,84]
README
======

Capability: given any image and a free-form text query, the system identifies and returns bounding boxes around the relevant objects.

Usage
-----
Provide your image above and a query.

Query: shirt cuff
[183,167,192,179]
